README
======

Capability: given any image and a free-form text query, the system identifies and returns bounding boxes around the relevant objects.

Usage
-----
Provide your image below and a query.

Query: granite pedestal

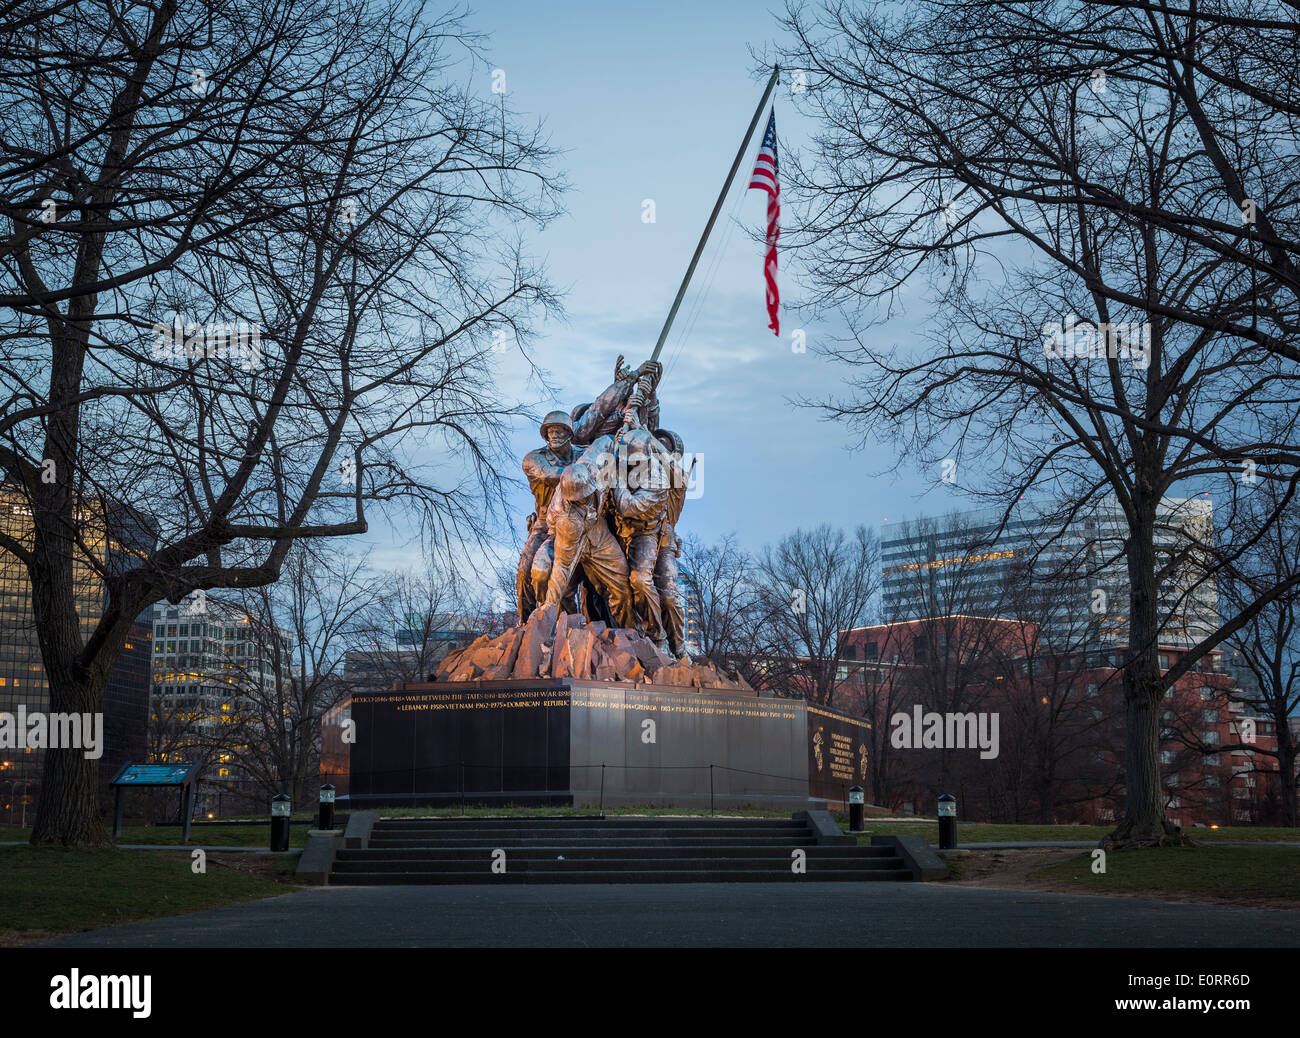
[345,679,871,811]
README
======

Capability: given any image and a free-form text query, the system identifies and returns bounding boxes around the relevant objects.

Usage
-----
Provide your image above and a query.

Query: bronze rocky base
[431,603,752,691]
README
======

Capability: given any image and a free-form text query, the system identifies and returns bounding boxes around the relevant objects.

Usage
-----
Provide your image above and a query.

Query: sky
[364,0,968,581]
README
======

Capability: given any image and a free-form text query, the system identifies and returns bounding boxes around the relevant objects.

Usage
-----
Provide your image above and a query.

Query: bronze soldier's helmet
[653,428,684,457]
[540,410,573,440]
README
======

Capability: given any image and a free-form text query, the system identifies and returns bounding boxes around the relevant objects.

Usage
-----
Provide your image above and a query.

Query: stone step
[371,827,806,832]
[326,814,913,885]
[368,826,814,838]
[331,869,913,885]
[333,855,904,873]
[337,845,895,861]
[365,835,817,848]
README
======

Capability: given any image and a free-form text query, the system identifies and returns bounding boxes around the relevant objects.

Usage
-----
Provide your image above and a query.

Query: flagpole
[650,65,781,364]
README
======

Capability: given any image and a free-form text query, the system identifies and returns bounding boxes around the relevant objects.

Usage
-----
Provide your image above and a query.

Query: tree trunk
[1102,668,1187,847]
[28,672,112,848]
[1275,710,1297,829]
[1103,497,1192,849]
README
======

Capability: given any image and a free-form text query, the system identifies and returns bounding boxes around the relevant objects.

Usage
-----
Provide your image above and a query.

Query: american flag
[748,109,779,335]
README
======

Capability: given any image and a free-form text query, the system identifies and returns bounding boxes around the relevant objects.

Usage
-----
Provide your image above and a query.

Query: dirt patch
[206,853,301,883]
[151,850,305,885]
[945,847,1080,888]
[943,848,1300,911]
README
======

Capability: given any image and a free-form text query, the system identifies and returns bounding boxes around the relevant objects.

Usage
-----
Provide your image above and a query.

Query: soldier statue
[540,434,635,629]
[516,410,578,621]
[609,428,689,657]
[513,355,690,660]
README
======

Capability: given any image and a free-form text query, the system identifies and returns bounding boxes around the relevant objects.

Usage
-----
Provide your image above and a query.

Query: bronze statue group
[515,355,690,661]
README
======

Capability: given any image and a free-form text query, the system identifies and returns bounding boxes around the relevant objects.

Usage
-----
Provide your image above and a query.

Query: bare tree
[354,562,475,686]
[878,513,1014,808]
[144,670,227,824]
[988,555,1119,823]
[779,0,1300,846]
[678,532,768,679]
[230,545,380,809]
[754,524,879,707]
[0,0,563,845]
[845,623,915,808]
[1214,483,1300,825]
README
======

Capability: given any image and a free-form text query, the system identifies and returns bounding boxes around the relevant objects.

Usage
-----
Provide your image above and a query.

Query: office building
[880,496,1217,650]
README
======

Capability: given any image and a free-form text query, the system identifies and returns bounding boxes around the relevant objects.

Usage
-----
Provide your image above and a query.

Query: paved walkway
[37,882,1300,948]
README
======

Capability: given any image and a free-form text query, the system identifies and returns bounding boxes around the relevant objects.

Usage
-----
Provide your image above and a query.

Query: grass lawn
[0,824,311,848]
[0,846,302,943]
[1033,845,1300,901]
[838,820,1300,845]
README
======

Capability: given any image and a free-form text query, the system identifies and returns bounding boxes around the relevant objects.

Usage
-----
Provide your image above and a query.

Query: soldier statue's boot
[666,631,689,664]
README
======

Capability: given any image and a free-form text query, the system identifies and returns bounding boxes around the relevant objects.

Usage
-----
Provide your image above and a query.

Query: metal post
[319,783,336,830]
[650,66,782,363]
[849,786,865,832]
[270,793,291,852]
[938,793,957,850]
[599,763,606,819]
[182,782,193,843]
[710,764,715,817]
[459,760,465,816]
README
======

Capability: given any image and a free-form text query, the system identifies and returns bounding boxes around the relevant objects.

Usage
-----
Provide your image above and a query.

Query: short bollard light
[270,793,292,852]
[937,793,957,850]
[849,785,865,832]
[318,783,336,831]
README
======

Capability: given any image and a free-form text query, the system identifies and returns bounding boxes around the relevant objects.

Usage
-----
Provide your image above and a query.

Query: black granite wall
[347,680,870,810]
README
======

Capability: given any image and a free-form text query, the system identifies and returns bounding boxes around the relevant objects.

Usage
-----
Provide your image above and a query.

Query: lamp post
[937,793,957,849]
[848,786,865,832]
[270,793,291,852]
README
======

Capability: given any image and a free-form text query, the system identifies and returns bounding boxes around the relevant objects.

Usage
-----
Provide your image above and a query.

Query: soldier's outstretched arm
[573,377,634,444]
